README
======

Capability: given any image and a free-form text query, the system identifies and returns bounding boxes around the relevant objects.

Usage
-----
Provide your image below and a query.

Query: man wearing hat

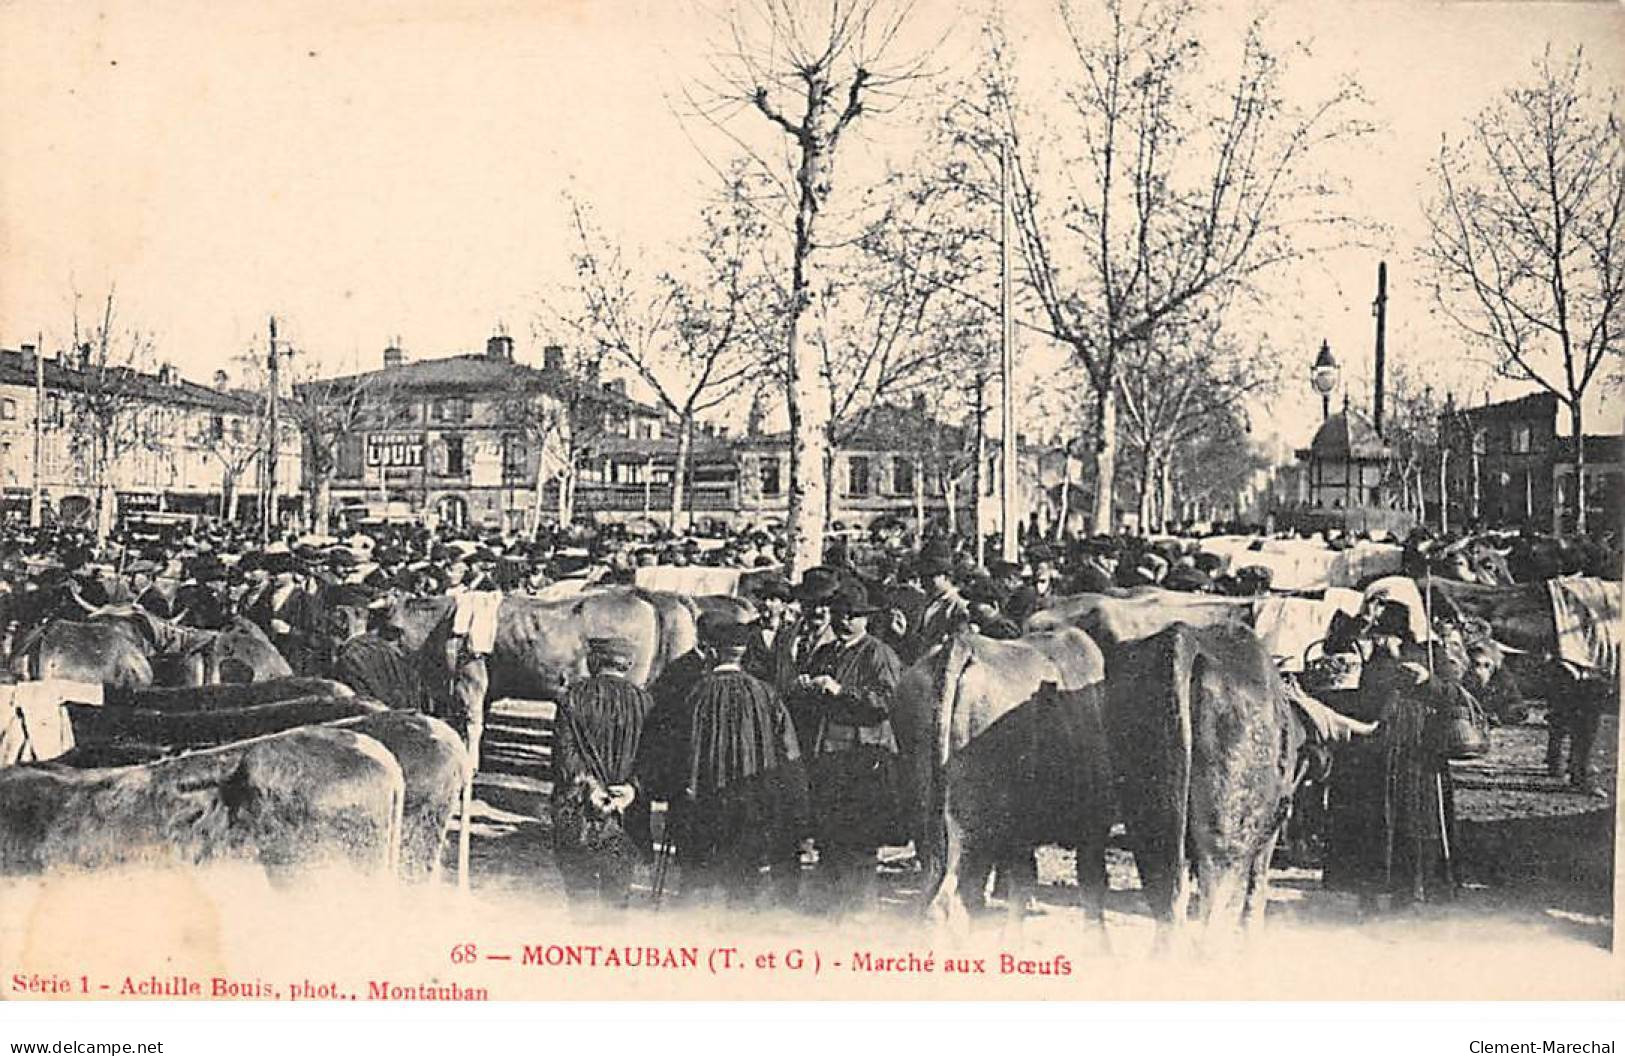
[791,581,905,914]
[329,587,428,714]
[245,543,326,676]
[903,554,968,664]
[552,636,651,913]
[666,616,810,909]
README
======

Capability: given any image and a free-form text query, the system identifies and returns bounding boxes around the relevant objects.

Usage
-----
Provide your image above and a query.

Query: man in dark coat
[330,591,428,713]
[791,582,905,914]
[670,620,809,909]
[552,637,651,912]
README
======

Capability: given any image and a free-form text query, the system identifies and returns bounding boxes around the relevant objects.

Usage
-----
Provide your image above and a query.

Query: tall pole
[999,138,1019,564]
[29,333,44,527]
[1373,261,1388,437]
[264,316,279,543]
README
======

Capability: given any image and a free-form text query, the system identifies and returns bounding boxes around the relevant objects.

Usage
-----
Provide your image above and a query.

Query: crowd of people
[0,511,1618,919]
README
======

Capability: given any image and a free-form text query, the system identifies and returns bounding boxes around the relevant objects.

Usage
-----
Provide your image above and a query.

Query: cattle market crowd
[0,513,1618,934]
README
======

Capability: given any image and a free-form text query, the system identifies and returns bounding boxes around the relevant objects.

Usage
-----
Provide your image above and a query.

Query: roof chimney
[19,344,34,371]
[213,369,230,390]
[543,345,564,373]
[157,363,178,386]
[383,344,404,369]
[606,377,627,397]
[486,334,514,361]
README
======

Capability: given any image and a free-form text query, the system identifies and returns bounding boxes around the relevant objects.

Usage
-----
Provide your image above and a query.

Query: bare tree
[496,334,612,532]
[60,289,166,541]
[695,0,932,574]
[1117,307,1279,532]
[1424,46,1624,533]
[939,4,1370,534]
[555,179,771,528]
[286,355,397,536]
[194,391,265,524]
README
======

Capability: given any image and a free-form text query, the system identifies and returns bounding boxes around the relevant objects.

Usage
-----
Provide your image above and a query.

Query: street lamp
[1310,339,1340,421]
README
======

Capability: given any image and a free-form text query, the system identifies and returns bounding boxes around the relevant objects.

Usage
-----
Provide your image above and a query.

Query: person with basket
[1324,601,1476,912]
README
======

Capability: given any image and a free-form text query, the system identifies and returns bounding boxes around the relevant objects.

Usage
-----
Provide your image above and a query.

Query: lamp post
[1311,339,1340,421]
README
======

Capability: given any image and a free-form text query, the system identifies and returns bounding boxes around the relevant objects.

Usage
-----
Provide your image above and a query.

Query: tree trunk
[530,453,549,540]
[95,480,116,542]
[1569,401,1587,535]
[1091,382,1119,535]
[1438,447,1449,534]
[1054,476,1070,542]
[221,472,238,523]
[670,416,693,530]
[312,473,333,536]
[944,477,958,537]
[782,131,838,578]
[1135,442,1153,536]
[913,456,925,543]
[973,388,989,565]
[1155,455,1172,533]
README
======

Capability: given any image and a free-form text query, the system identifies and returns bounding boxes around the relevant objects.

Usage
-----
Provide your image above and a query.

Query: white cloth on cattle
[635,565,742,597]
[0,680,96,765]
[451,590,504,656]
[1251,587,1365,672]
[1329,542,1403,588]
[1547,576,1621,679]
[1362,576,1432,642]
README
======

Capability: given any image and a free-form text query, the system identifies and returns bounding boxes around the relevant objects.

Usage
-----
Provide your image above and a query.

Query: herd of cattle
[0,565,1616,945]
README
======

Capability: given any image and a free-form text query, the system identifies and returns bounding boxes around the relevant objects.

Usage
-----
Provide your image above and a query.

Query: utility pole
[999,137,1020,564]
[263,316,279,543]
[29,333,44,528]
[1372,261,1388,437]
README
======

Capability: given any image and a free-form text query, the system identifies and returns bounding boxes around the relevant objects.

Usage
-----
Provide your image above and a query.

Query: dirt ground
[456,712,1618,953]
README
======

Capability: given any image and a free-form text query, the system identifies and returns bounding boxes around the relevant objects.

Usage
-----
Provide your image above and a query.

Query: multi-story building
[0,342,301,529]
[1439,391,1621,534]
[307,335,663,533]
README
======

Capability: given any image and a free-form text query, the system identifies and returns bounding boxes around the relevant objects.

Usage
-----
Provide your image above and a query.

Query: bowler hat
[795,567,842,604]
[830,582,880,616]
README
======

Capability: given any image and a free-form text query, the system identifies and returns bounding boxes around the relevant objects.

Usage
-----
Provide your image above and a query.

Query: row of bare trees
[43,2,1619,554]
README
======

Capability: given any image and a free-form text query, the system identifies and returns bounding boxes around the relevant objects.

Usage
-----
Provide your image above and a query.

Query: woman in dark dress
[1324,601,1457,911]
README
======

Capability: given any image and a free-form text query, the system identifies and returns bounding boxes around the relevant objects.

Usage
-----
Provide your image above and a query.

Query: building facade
[307,336,663,533]
[0,342,301,528]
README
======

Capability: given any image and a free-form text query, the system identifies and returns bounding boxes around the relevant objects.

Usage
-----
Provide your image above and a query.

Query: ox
[1106,623,1301,944]
[0,726,404,877]
[893,627,1113,935]
[343,712,469,880]
[11,611,291,687]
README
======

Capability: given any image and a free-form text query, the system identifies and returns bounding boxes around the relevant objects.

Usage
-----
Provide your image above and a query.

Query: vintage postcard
[0,0,1620,1005]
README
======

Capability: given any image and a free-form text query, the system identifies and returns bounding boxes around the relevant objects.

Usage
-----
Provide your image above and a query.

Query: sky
[1,0,1621,454]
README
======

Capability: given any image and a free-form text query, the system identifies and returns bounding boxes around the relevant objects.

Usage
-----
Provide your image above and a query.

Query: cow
[66,694,389,752]
[105,676,355,712]
[1105,623,1301,947]
[1025,588,1254,645]
[893,627,1113,937]
[10,611,291,687]
[0,726,405,878]
[343,711,469,880]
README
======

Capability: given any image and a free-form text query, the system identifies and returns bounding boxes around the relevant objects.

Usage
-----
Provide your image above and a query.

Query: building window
[209,415,225,441]
[0,398,15,421]
[1511,424,1531,454]
[445,436,465,476]
[1471,428,1487,455]
[502,435,527,478]
[849,456,870,497]
[893,456,914,495]
[759,456,781,496]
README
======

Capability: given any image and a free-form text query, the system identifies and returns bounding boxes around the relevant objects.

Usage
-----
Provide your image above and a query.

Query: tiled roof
[1308,409,1390,461]
[0,347,253,413]
[305,353,660,417]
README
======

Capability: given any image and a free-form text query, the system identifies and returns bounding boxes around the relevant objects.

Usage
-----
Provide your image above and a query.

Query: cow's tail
[1126,624,1196,938]
[920,634,974,885]
[632,589,692,684]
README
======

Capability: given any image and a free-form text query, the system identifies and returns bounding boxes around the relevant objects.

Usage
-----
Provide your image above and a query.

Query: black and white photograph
[0,0,1621,1013]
